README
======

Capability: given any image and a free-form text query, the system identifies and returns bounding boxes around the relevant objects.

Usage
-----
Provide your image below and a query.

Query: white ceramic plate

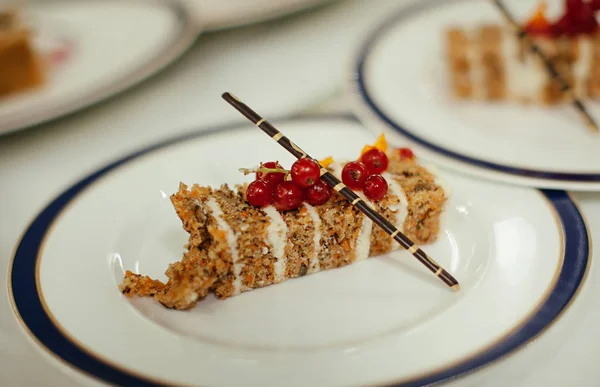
[0,0,199,136]
[352,0,600,191]
[9,116,589,386]
[197,0,336,31]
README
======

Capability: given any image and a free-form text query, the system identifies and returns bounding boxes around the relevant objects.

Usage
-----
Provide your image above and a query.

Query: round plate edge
[7,114,592,387]
[0,0,202,137]
[350,0,600,190]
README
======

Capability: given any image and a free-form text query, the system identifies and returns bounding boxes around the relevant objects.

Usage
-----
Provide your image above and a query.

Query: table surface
[1,1,599,386]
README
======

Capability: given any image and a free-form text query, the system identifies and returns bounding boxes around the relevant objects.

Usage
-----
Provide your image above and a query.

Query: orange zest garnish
[360,145,374,156]
[360,133,388,157]
[525,0,549,31]
[373,133,388,153]
[319,156,334,168]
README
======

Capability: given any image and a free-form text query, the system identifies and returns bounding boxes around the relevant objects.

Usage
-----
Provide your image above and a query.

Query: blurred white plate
[0,0,199,136]
[351,0,600,191]
[197,0,337,31]
[9,116,589,386]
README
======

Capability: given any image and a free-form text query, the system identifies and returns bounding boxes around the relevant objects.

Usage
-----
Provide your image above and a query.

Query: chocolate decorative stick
[492,0,599,132]
[222,92,460,291]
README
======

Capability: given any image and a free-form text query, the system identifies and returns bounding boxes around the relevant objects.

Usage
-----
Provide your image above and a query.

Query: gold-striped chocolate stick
[221,92,460,291]
[492,0,599,133]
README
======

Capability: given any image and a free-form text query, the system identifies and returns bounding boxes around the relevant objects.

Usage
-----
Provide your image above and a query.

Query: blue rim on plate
[8,116,590,387]
[355,0,600,183]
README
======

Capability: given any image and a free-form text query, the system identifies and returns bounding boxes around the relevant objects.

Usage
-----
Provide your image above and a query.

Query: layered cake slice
[0,8,46,97]
[446,0,600,104]
[120,139,448,310]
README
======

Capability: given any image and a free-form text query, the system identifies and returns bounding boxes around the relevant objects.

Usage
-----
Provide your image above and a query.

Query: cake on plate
[120,137,448,310]
[0,8,46,98]
[446,0,600,104]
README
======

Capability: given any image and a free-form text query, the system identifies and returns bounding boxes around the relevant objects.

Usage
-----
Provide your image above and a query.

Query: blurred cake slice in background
[0,8,46,98]
[445,0,600,105]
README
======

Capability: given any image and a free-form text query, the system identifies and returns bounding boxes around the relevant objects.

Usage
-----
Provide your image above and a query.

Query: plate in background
[352,0,600,191]
[197,0,337,31]
[0,0,199,136]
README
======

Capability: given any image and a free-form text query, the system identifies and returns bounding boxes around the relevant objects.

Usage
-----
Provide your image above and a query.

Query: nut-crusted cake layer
[120,155,448,310]
[0,9,46,97]
[445,25,600,104]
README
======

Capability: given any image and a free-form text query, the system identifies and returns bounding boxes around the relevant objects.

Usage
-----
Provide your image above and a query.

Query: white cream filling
[354,200,373,261]
[467,28,486,100]
[503,27,523,99]
[503,29,547,102]
[205,198,243,295]
[382,172,409,251]
[263,205,288,283]
[460,28,593,103]
[303,202,322,273]
[183,287,199,304]
[574,37,592,98]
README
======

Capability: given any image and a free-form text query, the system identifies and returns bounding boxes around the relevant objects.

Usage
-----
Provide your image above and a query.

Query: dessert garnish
[245,180,273,207]
[0,8,47,97]
[240,135,411,208]
[341,161,369,190]
[240,158,332,210]
[273,181,304,211]
[318,156,334,168]
[397,147,415,160]
[255,161,285,188]
[524,0,599,37]
[223,92,459,291]
[492,0,599,131]
[290,158,321,188]
[523,1,552,35]
[361,148,389,174]
[363,174,388,201]
[304,179,331,205]
[360,133,388,156]
[325,134,397,201]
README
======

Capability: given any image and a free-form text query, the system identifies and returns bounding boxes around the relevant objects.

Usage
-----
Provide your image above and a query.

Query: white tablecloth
[1,1,598,385]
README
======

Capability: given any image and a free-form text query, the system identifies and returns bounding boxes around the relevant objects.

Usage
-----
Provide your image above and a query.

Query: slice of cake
[445,0,600,104]
[0,8,46,97]
[120,142,447,310]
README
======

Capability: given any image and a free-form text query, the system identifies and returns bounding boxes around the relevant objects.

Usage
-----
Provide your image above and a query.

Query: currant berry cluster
[341,148,391,201]
[526,0,600,37]
[397,147,414,160]
[245,159,332,211]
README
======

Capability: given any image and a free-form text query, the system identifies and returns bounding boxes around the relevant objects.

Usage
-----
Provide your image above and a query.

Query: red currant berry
[550,15,570,37]
[565,21,581,36]
[256,161,285,188]
[572,3,598,34]
[291,158,321,189]
[341,161,369,190]
[360,148,389,174]
[246,180,273,207]
[591,0,600,11]
[398,147,415,160]
[273,181,304,211]
[566,0,584,14]
[305,179,331,206]
[582,17,599,34]
[363,174,388,201]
